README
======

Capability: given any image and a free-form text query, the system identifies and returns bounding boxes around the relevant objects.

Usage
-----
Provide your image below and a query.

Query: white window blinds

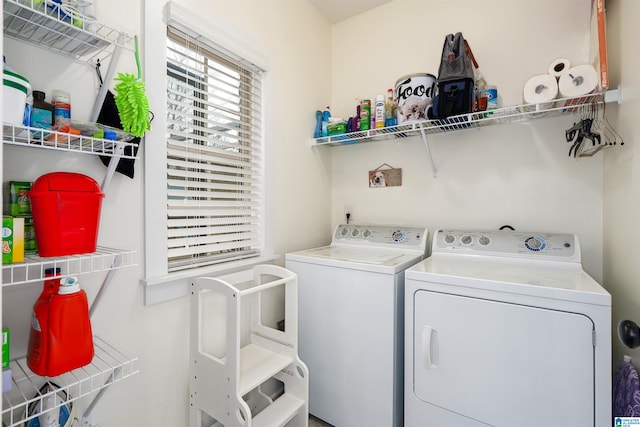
[165,27,264,273]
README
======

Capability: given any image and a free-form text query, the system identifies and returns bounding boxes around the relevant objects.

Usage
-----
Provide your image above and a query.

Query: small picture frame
[369,164,402,188]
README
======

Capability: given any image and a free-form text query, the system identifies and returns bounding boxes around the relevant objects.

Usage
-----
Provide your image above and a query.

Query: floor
[309,415,333,427]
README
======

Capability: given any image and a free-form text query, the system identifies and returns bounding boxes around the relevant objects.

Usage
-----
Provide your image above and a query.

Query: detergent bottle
[26,268,61,375]
[27,276,94,377]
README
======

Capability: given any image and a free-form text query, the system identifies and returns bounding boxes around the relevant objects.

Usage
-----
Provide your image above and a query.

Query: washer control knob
[525,236,546,252]
[461,235,472,245]
[351,229,360,237]
[392,230,406,242]
[339,227,349,237]
[444,234,455,244]
[363,229,372,238]
[478,236,490,246]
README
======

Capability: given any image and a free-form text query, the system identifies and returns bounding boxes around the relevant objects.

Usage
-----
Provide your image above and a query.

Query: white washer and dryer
[405,229,611,427]
[285,224,428,427]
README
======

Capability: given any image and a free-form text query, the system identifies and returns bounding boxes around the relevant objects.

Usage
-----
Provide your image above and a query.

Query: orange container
[27,276,93,377]
[28,172,104,257]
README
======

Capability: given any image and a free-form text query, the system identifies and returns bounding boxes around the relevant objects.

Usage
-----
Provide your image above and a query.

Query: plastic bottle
[385,89,394,127]
[52,89,71,127]
[475,73,487,112]
[486,85,498,112]
[27,276,93,377]
[314,110,323,138]
[321,106,331,137]
[375,94,385,129]
[23,90,33,127]
[31,91,54,130]
[26,268,61,375]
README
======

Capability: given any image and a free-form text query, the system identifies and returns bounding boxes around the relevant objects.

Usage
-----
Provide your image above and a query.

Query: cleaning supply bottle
[52,89,71,127]
[385,89,394,127]
[321,106,331,137]
[475,73,487,111]
[31,91,54,130]
[27,276,94,377]
[360,100,371,131]
[26,268,61,375]
[375,94,385,129]
[314,110,323,138]
[46,276,93,376]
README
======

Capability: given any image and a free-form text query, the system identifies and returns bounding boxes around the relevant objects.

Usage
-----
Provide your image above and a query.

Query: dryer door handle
[422,325,439,369]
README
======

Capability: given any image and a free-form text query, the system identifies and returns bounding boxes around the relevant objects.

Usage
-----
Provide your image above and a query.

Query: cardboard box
[590,0,608,89]
[2,216,24,263]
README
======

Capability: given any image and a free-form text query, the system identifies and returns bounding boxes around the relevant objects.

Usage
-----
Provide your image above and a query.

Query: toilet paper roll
[558,64,599,98]
[523,74,558,110]
[548,58,571,79]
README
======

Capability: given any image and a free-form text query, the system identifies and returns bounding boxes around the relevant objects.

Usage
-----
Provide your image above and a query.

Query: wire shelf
[3,124,139,159]
[2,336,138,427]
[3,0,133,64]
[311,90,620,147]
[2,246,137,286]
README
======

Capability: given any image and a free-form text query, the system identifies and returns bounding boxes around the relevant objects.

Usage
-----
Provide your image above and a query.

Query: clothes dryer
[286,224,427,427]
[404,229,611,427]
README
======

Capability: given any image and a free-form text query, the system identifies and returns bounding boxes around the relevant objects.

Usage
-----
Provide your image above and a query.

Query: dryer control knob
[392,230,406,242]
[479,236,490,246]
[444,234,455,244]
[461,235,472,245]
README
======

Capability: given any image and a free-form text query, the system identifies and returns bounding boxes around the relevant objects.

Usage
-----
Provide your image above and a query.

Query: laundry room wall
[327,0,605,281]
[602,0,640,368]
[1,0,332,425]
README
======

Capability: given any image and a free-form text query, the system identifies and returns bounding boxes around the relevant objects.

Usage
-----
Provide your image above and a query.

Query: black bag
[430,32,476,120]
[95,61,141,179]
[97,90,140,179]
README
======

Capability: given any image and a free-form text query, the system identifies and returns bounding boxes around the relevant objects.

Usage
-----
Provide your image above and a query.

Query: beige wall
[2,0,332,425]
[3,0,632,424]
[328,0,604,280]
[603,0,640,367]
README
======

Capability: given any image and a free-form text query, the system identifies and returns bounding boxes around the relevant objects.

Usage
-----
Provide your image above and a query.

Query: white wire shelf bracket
[310,89,621,147]
[2,246,137,286]
[2,336,138,427]
[2,124,139,159]
[3,0,133,64]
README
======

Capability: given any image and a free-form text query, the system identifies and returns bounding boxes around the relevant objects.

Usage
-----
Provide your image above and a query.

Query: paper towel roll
[548,58,571,79]
[523,74,558,110]
[558,64,599,98]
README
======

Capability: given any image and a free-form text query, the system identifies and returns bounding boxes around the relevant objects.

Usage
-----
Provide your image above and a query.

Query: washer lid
[406,254,610,306]
[286,245,424,274]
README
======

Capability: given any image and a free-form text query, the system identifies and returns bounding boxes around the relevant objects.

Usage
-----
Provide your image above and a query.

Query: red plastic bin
[28,172,104,257]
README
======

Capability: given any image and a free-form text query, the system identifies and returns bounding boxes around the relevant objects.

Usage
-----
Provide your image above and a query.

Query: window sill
[141,254,279,305]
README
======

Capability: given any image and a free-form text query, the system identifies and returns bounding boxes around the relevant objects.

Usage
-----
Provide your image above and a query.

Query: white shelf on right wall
[310,89,620,147]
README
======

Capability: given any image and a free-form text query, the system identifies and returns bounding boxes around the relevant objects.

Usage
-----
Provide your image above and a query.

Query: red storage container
[28,172,104,257]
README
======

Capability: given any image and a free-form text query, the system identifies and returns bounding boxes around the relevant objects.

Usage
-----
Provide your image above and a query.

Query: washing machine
[285,224,428,427]
[404,229,611,427]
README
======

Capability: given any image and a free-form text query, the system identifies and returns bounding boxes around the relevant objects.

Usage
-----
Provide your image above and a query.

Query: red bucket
[28,172,104,257]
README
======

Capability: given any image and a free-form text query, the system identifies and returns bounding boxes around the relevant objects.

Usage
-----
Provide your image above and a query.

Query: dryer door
[413,290,594,427]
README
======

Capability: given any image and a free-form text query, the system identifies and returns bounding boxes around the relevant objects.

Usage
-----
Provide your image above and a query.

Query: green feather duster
[114,36,150,138]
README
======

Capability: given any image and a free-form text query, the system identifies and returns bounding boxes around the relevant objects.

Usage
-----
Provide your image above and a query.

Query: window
[164,28,265,273]
[143,2,271,298]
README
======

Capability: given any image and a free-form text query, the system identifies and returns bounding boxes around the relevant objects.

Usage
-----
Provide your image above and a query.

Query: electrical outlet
[344,205,353,224]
